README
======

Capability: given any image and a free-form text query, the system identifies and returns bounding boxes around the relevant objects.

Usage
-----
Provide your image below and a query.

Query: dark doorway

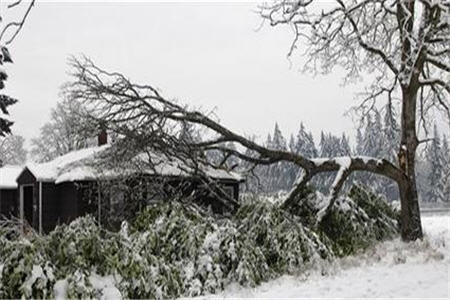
[23,186,33,227]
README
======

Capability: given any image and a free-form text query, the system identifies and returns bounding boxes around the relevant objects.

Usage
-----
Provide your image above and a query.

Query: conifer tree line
[206,108,449,203]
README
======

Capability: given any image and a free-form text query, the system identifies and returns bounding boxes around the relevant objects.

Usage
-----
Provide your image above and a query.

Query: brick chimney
[98,128,107,146]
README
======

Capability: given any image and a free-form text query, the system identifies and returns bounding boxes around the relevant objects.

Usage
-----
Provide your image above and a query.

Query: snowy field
[188,213,450,299]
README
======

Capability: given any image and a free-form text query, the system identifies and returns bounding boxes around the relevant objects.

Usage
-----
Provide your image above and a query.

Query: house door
[23,185,34,227]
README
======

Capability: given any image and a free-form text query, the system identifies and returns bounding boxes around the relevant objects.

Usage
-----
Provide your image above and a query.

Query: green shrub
[319,185,399,256]
[0,185,399,299]
[235,201,333,275]
[0,237,55,299]
[45,216,121,277]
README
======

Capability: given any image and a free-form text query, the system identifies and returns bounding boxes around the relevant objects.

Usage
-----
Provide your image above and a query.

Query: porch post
[39,181,42,234]
[19,185,23,229]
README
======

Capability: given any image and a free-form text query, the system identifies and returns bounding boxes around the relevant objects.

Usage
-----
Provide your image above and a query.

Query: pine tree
[426,124,445,203]
[362,112,383,158]
[286,134,298,188]
[377,107,401,201]
[440,135,450,203]
[267,123,290,192]
[289,123,319,190]
[271,123,287,151]
[294,122,317,158]
[355,128,364,155]
[0,47,16,137]
[316,131,346,193]
[381,107,399,161]
[339,133,352,156]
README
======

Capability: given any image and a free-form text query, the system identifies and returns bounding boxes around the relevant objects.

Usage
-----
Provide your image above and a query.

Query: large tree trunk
[397,86,423,241]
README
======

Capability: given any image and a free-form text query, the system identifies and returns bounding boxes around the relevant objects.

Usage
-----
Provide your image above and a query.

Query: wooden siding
[0,189,18,218]
[41,183,58,234]
[14,166,242,233]
[57,182,80,224]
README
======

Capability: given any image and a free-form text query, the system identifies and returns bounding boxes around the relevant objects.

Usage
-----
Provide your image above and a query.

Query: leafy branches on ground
[0,186,398,299]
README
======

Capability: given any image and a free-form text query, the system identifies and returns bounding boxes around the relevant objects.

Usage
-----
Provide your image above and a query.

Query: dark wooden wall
[56,182,80,225]
[0,189,18,218]
[13,168,242,233]
[41,183,58,233]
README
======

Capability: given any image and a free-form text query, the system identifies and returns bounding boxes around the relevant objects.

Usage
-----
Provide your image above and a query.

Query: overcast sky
[6,1,374,147]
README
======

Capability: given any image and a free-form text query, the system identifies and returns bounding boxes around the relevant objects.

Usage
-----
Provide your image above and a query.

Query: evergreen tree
[288,134,295,153]
[271,123,287,151]
[0,47,16,137]
[319,132,342,158]
[267,123,290,192]
[294,122,317,158]
[362,112,383,158]
[377,107,401,201]
[317,131,347,193]
[440,135,450,202]
[289,123,319,190]
[381,107,400,161]
[339,133,352,156]
[425,124,445,203]
[355,128,364,155]
[286,134,298,188]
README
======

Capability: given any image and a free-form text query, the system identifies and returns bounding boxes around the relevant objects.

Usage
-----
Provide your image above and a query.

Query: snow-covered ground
[190,213,449,299]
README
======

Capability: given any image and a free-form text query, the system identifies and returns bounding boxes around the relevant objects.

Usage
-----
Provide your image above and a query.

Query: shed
[0,165,22,219]
[15,145,243,233]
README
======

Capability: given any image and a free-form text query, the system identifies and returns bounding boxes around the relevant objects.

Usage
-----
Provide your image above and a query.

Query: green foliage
[46,216,119,277]
[0,185,399,299]
[319,185,399,256]
[0,237,55,299]
[235,201,333,275]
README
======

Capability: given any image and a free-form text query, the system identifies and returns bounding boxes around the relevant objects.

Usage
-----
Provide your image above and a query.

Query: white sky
[5,1,372,147]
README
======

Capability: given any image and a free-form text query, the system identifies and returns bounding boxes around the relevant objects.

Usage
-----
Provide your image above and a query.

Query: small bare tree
[30,97,97,162]
[0,134,27,166]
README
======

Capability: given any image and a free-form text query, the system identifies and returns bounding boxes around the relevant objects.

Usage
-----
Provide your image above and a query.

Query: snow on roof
[26,145,109,182]
[24,145,243,184]
[0,165,23,189]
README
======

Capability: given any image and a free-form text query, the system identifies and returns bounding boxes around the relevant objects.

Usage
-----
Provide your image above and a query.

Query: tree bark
[397,86,423,240]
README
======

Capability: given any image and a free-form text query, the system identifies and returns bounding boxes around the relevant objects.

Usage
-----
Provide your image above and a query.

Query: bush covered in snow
[0,185,399,299]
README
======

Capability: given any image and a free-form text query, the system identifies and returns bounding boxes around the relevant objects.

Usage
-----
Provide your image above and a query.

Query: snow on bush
[286,185,399,256]
[0,185,399,299]
[319,185,399,256]
[0,236,55,299]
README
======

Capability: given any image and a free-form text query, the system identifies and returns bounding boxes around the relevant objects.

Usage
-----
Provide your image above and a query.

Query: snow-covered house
[12,143,243,233]
[0,165,23,219]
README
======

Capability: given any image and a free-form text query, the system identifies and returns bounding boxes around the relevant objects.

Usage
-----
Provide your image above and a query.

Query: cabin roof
[23,145,243,184]
[0,165,23,189]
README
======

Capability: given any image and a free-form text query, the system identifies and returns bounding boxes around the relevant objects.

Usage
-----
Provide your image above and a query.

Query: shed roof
[24,145,243,184]
[0,165,23,189]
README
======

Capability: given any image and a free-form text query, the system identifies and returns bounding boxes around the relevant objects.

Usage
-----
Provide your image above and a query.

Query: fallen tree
[66,57,408,237]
